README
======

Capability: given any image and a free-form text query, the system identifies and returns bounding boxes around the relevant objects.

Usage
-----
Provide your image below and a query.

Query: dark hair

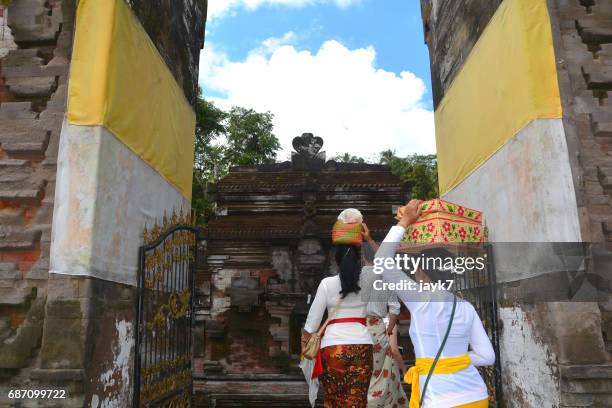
[419,247,456,284]
[335,245,362,298]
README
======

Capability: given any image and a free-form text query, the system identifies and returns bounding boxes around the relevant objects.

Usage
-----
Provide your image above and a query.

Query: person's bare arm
[386,313,399,336]
[361,223,379,252]
[388,323,406,374]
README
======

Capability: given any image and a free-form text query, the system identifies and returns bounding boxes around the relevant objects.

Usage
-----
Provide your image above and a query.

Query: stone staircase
[194,380,324,408]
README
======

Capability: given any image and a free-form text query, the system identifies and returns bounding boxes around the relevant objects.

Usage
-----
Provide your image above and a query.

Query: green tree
[379,150,439,199]
[224,107,280,167]
[334,153,366,164]
[191,98,280,223]
[192,99,227,222]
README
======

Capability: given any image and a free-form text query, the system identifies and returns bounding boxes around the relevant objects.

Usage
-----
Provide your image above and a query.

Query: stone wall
[0,0,207,405]
[546,0,612,404]
[419,0,502,108]
[0,0,74,402]
[420,0,612,406]
[128,0,207,106]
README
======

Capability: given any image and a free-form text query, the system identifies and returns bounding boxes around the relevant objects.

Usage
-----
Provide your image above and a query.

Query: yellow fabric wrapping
[404,354,471,408]
[453,399,489,408]
[435,0,562,195]
[67,0,196,199]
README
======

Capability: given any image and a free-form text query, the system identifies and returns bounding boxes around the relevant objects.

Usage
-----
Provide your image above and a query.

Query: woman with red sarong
[302,202,421,407]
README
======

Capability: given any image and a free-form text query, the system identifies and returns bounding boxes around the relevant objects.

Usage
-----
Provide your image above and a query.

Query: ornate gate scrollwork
[134,209,198,407]
[454,244,503,406]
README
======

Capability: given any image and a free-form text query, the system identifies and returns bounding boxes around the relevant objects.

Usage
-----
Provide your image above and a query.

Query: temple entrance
[133,212,198,407]
[193,133,411,401]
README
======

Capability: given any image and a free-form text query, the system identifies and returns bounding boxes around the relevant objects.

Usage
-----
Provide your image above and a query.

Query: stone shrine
[194,133,410,384]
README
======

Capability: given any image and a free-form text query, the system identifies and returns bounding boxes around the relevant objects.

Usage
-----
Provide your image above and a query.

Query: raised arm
[304,279,328,334]
[378,200,422,307]
[468,308,496,366]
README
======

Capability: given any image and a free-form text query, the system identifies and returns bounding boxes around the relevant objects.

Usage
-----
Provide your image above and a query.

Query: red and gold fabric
[401,199,486,245]
[332,221,363,245]
[321,344,373,408]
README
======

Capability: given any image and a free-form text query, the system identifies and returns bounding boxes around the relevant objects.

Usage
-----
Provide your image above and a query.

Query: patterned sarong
[321,344,373,408]
[366,317,408,408]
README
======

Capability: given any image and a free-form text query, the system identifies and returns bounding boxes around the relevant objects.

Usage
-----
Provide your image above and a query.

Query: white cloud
[199,35,436,161]
[208,0,361,20]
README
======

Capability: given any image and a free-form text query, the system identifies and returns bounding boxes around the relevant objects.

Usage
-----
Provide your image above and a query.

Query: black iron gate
[454,244,503,406]
[134,211,198,407]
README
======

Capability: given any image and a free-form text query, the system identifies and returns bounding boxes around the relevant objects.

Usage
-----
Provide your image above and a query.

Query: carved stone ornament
[292,133,323,158]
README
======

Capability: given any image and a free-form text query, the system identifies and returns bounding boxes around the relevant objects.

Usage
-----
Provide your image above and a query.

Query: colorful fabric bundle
[332,221,363,245]
[401,199,486,245]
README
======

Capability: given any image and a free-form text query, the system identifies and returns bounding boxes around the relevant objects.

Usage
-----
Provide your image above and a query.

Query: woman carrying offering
[302,207,422,408]
[380,200,496,408]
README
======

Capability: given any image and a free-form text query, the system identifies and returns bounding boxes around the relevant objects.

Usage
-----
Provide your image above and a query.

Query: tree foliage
[379,150,438,199]
[191,96,439,222]
[333,153,366,164]
[192,98,280,223]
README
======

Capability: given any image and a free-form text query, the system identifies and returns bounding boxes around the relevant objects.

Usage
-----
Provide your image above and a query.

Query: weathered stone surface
[8,0,64,43]
[128,0,207,105]
[420,0,502,107]
[582,66,612,91]
[0,101,35,120]
[0,298,45,369]
[2,48,42,67]
[40,301,85,369]
[0,262,20,280]
[0,229,42,250]
[6,76,56,98]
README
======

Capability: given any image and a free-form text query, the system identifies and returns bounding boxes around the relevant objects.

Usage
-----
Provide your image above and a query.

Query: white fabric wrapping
[299,358,319,408]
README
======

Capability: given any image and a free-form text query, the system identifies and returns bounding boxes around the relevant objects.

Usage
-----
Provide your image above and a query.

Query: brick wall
[0,0,73,376]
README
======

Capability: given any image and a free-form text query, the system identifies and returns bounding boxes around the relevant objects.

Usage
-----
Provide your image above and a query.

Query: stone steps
[198,394,322,408]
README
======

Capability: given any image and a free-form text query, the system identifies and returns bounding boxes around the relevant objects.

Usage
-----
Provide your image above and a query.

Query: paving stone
[6,77,56,98]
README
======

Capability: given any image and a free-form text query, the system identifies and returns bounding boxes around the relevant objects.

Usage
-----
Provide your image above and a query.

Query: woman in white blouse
[302,203,421,408]
[379,202,496,408]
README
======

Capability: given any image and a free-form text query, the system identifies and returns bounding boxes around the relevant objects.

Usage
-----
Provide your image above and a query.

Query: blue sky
[200,0,435,160]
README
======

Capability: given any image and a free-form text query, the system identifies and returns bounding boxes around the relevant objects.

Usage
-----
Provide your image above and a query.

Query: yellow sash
[404,354,471,408]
